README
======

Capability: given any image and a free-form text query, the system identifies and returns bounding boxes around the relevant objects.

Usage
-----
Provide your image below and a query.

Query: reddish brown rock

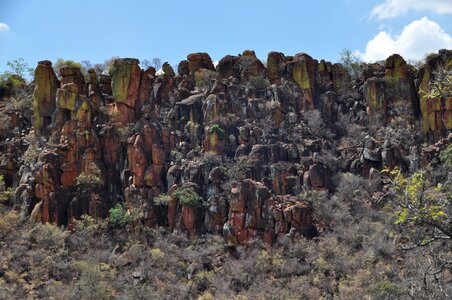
[267,51,286,83]
[217,55,238,79]
[106,102,135,125]
[187,52,215,74]
[182,205,197,237]
[236,50,266,80]
[177,60,190,76]
[307,163,331,190]
[137,66,156,115]
[270,161,294,195]
[127,135,148,187]
[225,179,271,243]
[59,66,86,95]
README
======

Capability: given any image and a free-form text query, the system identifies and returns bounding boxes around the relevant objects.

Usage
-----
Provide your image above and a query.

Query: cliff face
[6,49,452,243]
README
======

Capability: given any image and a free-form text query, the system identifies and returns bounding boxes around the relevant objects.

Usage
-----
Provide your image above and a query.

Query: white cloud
[0,23,10,32]
[371,0,452,19]
[358,17,452,62]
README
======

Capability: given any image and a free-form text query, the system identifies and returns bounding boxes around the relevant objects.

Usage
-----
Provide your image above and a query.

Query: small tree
[141,59,151,69]
[6,58,34,79]
[383,160,451,295]
[339,49,361,78]
[152,57,162,70]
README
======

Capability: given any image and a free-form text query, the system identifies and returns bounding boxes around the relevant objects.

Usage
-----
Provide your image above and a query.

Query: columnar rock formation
[18,49,452,243]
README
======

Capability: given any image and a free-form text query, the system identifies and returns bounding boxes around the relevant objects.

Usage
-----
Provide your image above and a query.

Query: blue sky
[0,0,451,73]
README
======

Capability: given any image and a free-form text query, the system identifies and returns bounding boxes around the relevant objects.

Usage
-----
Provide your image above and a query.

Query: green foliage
[53,58,82,75]
[367,279,405,299]
[422,66,452,99]
[173,186,202,207]
[338,48,362,78]
[194,69,216,91]
[149,248,165,261]
[73,261,110,300]
[116,123,135,142]
[108,202,135,228]
[208,124,225,139]
[0,187,15,205]
[248,76,269,90]
[0,175,15,205]
[7,96,33,110]
[28,223,67,251]
[439,144,452,168]
[6,58,33,79]
[385,168,447,227]
[383,167,451,245]
[76,163,103,188]
[153,194,171,207]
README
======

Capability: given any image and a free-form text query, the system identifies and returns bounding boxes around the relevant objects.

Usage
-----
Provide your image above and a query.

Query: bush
[53,58,82,75]
[173,186,202,208]
[208,124,225,139]
[248,76,269,91]
[28,223,67,251]
[367,279,404,299]
[108,202,135,228]
[440,144,452,168]
[153,194,171,206]
[73,261,111,300]
[117,123,135,142]
[76,163,103,188]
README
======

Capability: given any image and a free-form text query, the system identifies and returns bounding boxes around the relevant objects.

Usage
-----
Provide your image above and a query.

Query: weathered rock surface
[3,49,448,244]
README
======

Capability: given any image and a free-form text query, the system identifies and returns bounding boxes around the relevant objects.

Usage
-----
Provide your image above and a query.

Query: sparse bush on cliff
[76,162,103,188]
[153,194,171,206]
[53,58,82,74]
[339,48,362,78]
[208,124,225,139]
[108,202,135,228]
[173,186,202,207]
[248,76,269,91]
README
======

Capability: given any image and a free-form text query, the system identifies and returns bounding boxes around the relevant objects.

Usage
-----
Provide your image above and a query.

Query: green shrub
[53,58,82,75]
[440,144,452,168]
[153,194,171,206]
[108,202,135,228]
[367,279,404,299]
[208,124,225,139]
[248,76,269,90]
[28,223,67,251]
[76,163,103,188]
[73,261,110,299]
[117,123,135,142]
[173,186,202,207]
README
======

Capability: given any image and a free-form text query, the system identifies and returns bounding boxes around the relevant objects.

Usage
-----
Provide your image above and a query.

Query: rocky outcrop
[418,50,452,141]
[33,60,59,133]
[9,49,447,244]
[109,58,141,122]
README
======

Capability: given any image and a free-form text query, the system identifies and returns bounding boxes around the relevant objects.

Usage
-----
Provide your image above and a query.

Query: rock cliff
[3,49,451,243]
